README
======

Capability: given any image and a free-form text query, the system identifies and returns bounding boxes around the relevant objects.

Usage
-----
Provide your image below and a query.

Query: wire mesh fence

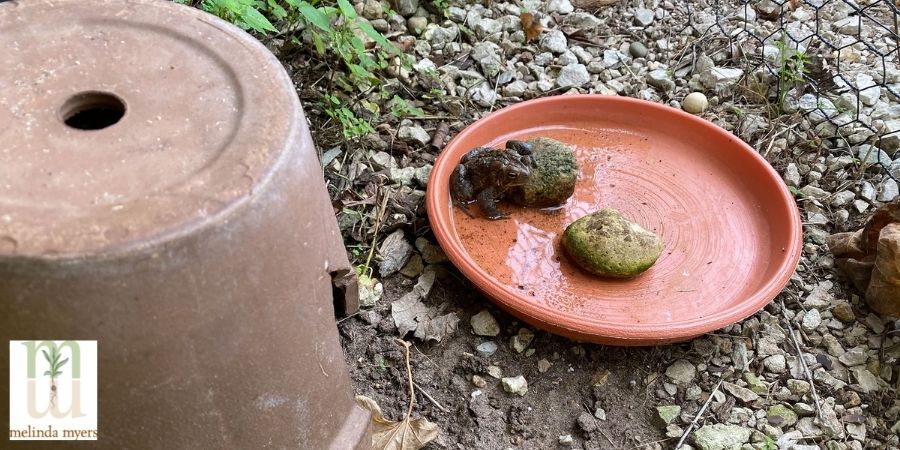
[647,0,900,181]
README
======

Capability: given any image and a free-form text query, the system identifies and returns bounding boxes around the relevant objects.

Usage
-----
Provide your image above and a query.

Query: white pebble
[682,92,709,114]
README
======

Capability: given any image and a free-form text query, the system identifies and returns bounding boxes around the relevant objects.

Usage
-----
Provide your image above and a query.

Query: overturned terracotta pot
[0,1,369,448]
[827,199,900,316]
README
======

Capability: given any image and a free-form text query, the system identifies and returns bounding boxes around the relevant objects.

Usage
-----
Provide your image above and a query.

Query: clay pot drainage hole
[59,91,126,130]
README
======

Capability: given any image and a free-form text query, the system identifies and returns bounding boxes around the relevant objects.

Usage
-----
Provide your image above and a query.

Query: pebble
[831,190,855,207]
[763,354,787,374]
[558,434,574,446]
[692,424,751,450]
[548,0,574,14]
[407,16,428,35]
[784,163,802,187]
[647,69,675,91]
[540,29,568,54]
[833,302,856,322]
[486,365,503,379]
[634,8,655,26]
[879,178,899,202]
[787,379,810,395]
[839,347,868,366]
[470,310,500,336]
[801,308,822,331]
[682,92,709,114]
[476,341,498,357]
[557,63,590,88]
[398,121,430,146]
[377,229,413,277]
[471,374,486,388]
[594,408,607,420]
[510,328,535,353]
[767,403,799,427]
[537,359,552,373]
[577,411,597,432]
[501,375,528,396]
[665,359,697,384]
[655,405,681,425]
[629,42,648,58]
[724,381,760,403]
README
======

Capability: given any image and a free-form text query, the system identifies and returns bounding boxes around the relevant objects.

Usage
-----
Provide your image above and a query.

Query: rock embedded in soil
[476,341,498,357]
[562,209,663,278]
[378,229,413,277]
[665,359,696,384]
[655,405,681,426]
[767,403,798,427]
[510,328,535,353]
[509,137,578,207]
[577,411,597,432]
[692,424,751,450]
[471,310,500,336]
[502,375,528,396]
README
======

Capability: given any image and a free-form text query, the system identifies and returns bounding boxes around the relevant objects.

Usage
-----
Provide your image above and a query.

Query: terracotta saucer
[426,95,802,345]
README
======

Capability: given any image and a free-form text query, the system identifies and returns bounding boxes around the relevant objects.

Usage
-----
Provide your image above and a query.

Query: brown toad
[450,140,533,219]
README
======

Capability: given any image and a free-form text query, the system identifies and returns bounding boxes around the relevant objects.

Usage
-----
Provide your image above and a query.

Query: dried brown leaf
[355,395,438,450]
[519,12,544,43]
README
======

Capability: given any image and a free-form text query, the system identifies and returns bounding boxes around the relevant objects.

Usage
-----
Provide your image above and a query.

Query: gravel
[333,1,900,448]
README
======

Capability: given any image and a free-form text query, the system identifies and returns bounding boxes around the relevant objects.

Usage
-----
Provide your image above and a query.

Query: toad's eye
[507,171,519,178]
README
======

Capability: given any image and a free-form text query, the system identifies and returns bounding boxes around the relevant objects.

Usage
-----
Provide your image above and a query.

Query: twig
[413,382,449,413]
[762,122,799,158]
[598,428,619,449]
[674,376,724,449]
[780,298,823,419]
[395,339,416,417]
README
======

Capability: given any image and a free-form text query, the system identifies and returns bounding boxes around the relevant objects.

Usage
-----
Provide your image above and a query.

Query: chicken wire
[660,0,899,181]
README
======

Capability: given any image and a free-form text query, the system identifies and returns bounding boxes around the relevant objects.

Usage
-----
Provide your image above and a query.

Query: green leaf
[42,349,51,364]
[297,1,331,31]
[53,370,62,377]
[268,2,288,20]
[355,20,400,55]
[311,32,326,55]
[336,0,357,19]
[43,370,51,376]
[57,357,69,370]
[240,5,277,33]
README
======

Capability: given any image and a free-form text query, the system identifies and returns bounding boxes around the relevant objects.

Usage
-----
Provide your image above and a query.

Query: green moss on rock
[509,137,578,207]
[562,208,663,278]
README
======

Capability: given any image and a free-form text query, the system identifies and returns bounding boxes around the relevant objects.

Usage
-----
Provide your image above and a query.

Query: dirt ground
[340,268,712,449]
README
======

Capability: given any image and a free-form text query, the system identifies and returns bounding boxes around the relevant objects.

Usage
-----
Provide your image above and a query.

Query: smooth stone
[563,208,663,278]
[682,92,709,114]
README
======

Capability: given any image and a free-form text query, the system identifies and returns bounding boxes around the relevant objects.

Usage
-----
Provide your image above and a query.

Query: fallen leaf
[519,12,544,43]
[829,199,900,316]
[355,340,440,450]
[356,395,439,450]
[391,269,458,342]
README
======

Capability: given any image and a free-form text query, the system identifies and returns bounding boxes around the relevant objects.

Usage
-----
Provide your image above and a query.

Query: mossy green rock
[562,208,663,278]
[509,137,578,207]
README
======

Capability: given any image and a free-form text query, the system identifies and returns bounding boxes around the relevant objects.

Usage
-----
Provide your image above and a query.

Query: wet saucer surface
[427,96,802,345]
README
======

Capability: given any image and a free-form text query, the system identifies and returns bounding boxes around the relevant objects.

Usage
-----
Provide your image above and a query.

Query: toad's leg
[506,140,534,166]
[450,164,476,217]
[476,187,506,220]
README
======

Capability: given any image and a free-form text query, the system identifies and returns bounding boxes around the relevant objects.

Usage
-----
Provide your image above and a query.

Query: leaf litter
[355,339,439,450]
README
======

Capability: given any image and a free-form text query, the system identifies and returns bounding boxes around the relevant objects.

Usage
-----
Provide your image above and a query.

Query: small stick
[674,376,724,449]
[780,298,823,419]
[413,382,449,413]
